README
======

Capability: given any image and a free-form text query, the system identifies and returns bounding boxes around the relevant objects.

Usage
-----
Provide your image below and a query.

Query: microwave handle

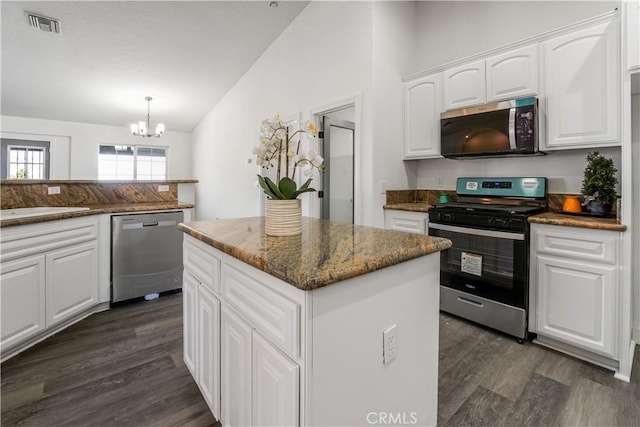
[508,107,517,150]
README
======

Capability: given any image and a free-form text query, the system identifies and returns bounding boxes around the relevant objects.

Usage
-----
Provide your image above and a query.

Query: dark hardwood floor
[2,293,639,426]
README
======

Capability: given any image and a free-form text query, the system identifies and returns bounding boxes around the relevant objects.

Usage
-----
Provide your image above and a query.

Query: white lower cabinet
[221,305,252,427]
[182,271,198,376]
[0,217,100,358]
[530,224,620,359]
[183,268,222,420]
[535,254,616,356]
[0,255,46,350]
[46,241,98,327]
[197,285,221,417]
[383,209,428,234]
[252,324,300,427]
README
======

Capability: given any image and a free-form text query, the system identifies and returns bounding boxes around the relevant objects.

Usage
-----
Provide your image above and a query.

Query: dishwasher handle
[143,221,158,227]
[121,220,178,230]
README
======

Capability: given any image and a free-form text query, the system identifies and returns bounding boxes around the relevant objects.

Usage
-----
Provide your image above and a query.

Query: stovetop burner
[429,177,548,232]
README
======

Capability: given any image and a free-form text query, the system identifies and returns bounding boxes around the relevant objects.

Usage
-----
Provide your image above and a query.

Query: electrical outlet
[436,176,444,188]
[47,186,60,195]
[383,324,397,364]
[158,185,170,192]
[380,180,387,195]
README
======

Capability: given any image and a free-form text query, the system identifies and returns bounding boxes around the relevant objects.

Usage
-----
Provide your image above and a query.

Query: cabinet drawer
[383,210,427,234]
[184,236,221,294]
[222,264,299,358]
[533,225,617,264]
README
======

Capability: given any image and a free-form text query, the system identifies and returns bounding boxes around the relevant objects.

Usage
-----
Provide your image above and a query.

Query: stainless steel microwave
[440,97,539,158]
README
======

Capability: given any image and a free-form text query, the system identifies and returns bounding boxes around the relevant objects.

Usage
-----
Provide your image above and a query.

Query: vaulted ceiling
[1,1,308,132]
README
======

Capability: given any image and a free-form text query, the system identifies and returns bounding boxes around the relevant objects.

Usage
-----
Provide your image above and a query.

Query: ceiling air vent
[26,12,61,33]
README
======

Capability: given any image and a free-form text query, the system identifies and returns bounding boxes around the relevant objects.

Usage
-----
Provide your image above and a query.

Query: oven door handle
[428,222,525,241]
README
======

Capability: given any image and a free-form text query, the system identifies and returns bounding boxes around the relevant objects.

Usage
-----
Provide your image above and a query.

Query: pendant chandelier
[130,96,165,138]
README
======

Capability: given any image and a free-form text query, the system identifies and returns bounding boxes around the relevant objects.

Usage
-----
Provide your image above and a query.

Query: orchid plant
[254,113,324,200]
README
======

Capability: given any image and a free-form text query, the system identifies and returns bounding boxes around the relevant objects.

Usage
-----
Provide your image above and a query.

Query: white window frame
[98,144,168,180]
[4,142,50,180]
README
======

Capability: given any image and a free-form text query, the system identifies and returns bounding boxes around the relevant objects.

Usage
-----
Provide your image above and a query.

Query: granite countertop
[0,202,195,228]
[528,211,627,232]
[383,202,432,213]
[178,217,452,291]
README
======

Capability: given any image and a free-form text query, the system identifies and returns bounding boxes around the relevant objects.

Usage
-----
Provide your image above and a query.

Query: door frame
[310,94,362,224]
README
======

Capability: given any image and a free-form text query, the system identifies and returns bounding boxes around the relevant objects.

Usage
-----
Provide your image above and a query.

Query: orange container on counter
[562,196,582,213]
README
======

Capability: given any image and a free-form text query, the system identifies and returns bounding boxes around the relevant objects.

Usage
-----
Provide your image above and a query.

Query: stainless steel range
[428,177,547,342]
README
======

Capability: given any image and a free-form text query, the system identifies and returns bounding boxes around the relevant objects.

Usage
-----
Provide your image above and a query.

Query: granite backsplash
[1,181,181,209]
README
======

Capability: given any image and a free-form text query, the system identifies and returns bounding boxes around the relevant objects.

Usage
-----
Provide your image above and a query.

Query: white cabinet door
[183,271,197,376]
[221,305,252,427]
[252,333,300,427]
[543,20,620,149]
[197,284,221,419]
[45,241,98,327]
[1,255,46,350]
[403,73,442,159]
[443,59,486,110]
[486,44,539,102]
[383,210,428,234]
[626,0,640,71]
[536,254,616,357]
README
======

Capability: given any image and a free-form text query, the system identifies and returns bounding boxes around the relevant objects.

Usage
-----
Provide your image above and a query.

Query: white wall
[1,115,192,179]
[414,1,617,72]
[191,2,376,221]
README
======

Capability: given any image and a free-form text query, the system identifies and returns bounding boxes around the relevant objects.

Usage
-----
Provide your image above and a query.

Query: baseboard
[533,335,619,373]
[1,303,110,363]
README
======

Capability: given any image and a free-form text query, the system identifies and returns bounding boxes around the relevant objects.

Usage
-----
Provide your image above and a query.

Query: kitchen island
[178,217,451,427]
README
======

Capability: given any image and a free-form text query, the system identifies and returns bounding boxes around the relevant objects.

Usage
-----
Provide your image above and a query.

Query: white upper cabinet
[443,59,486,110]
[542,20,620,150]
[403,73,442,159]
[626,0,640,71]
[486,44,539,102]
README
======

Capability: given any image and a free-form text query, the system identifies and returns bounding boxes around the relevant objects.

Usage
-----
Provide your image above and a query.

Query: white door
[322,118,355,224]
[1,255,46,350]
[183,271,198,376]
[536,254,616,357]
[486,44,539,102]
[45,241,98,327]
[221,305,252,427]
[403,73,442,159]
[252,332,300,427]
[443,59,486,110]
[543,20,619,149]
[197,284,221,419]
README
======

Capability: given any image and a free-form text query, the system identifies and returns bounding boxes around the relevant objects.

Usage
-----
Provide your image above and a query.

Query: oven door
[428,222,528,308]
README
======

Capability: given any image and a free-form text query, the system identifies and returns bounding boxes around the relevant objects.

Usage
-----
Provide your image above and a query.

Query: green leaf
[263,176,286,199]
[278,177,297,199]
[257,175,277,199]
[291,187,316,199]
[297,178,313,192]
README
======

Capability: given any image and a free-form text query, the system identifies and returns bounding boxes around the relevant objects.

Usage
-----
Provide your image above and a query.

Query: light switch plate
[158,185,170,192]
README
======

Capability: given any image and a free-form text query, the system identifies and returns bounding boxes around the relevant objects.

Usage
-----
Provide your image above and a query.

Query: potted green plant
[581,151,618,216]
[254,114,324,236]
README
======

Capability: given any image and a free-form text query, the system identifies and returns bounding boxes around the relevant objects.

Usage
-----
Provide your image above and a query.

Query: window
[99,145,167,180]
[1,139,50,179]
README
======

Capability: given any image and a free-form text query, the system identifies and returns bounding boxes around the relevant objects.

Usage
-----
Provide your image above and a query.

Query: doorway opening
[311,102,358,224]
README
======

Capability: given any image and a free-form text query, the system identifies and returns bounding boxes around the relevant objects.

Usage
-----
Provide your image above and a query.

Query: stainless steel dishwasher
[111,211,183,303]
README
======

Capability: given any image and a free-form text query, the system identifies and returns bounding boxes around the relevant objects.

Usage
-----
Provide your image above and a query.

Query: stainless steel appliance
[428,177,547,341]
[111,211,183,303]
[440,97,539,158]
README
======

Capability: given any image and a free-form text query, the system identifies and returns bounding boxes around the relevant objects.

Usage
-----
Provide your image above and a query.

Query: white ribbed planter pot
[265,199,302,236]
